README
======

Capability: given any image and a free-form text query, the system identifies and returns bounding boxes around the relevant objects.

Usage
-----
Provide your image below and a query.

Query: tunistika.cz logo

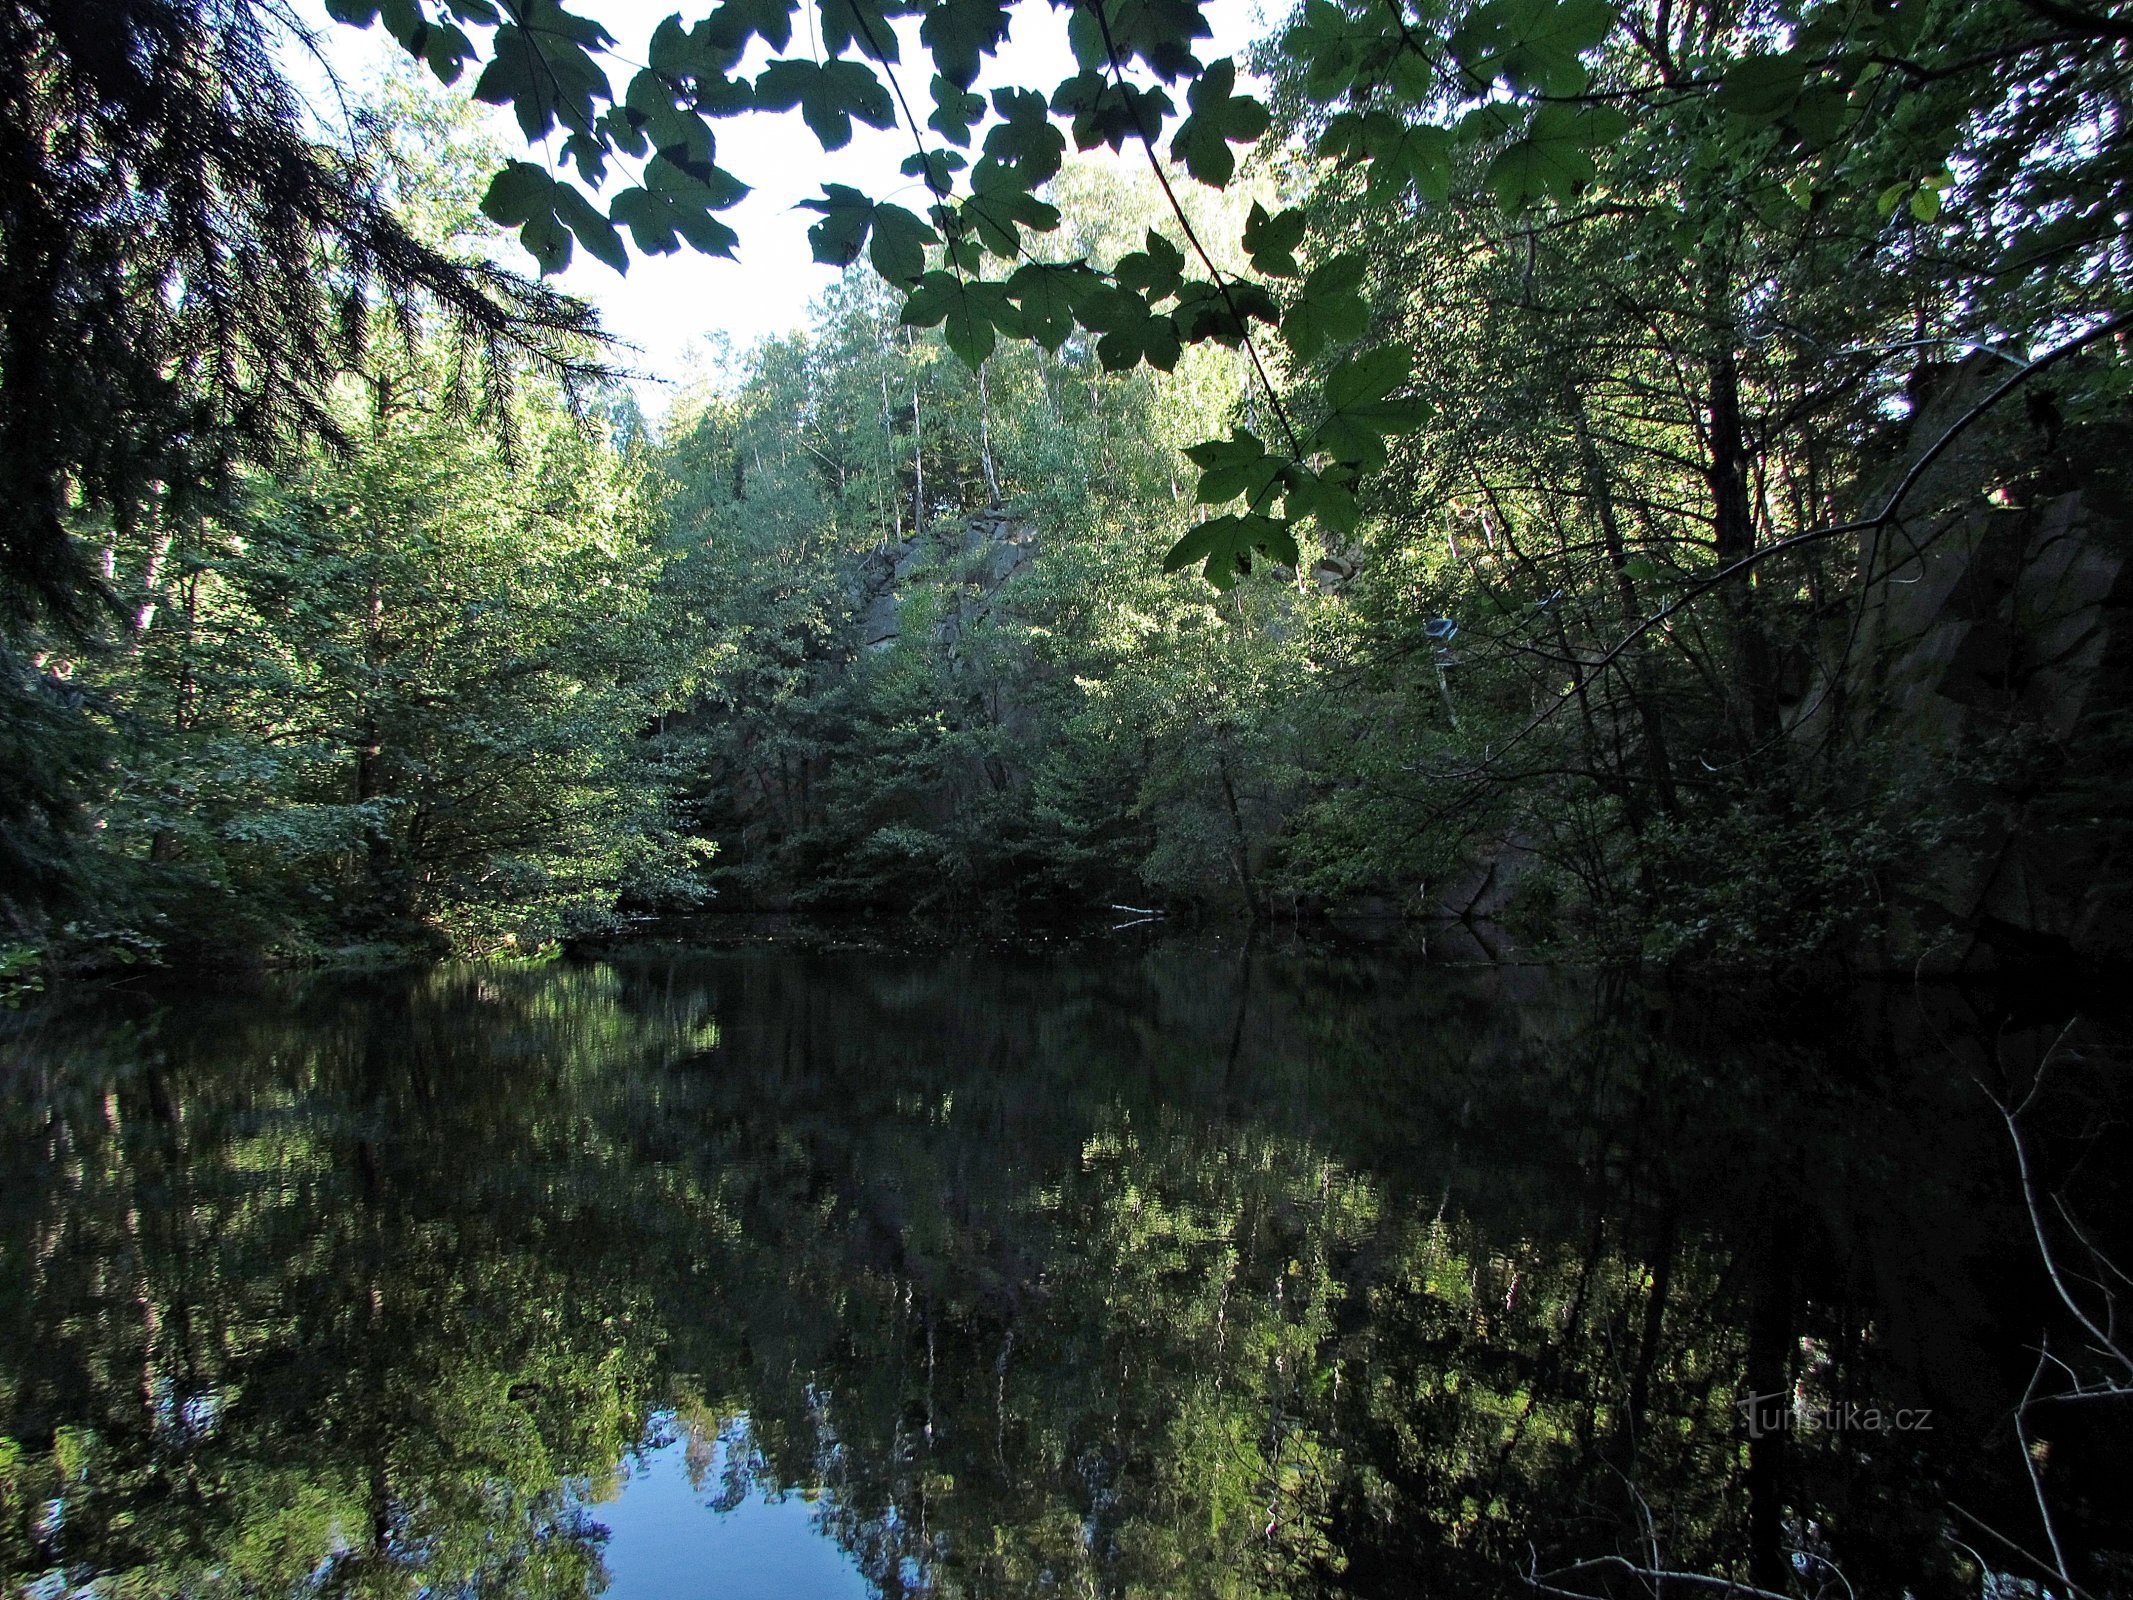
[1738,1392,1934,1440]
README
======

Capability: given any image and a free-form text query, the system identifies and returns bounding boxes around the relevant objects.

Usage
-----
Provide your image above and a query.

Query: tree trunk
[1218,748,1262,920]
[1706,346,1778,748]
[1567,385,1679,819]
[977,360,1001,503]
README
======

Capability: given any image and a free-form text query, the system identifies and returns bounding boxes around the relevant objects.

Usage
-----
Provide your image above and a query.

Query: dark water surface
[2,945,2128,1598]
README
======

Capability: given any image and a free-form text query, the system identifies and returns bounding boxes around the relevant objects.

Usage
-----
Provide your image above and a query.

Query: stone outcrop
[850,508,1036,655]
[1843,485,2132,967]
[1801,350,2131,970]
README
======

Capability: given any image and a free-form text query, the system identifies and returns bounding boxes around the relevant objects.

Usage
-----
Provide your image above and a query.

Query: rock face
[697,506,1048,912]
[1843,486,2133,968]
[850,508,1036,656]
[1853,494,2122,749]
[1431,834,1536,924]
[1419,369,2133,970]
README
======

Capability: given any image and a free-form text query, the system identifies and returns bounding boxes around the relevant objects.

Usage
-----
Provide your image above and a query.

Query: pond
[1,943,2127,1598]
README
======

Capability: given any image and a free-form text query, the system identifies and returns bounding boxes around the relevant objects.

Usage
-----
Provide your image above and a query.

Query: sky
[290,0,1273,414]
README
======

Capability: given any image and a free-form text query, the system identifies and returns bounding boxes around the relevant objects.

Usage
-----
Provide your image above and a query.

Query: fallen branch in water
[1961,1021,2131,1600]
[1524,1551,1797,1600]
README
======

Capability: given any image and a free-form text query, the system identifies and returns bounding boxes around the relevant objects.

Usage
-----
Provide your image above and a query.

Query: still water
[1,943,2127,1598]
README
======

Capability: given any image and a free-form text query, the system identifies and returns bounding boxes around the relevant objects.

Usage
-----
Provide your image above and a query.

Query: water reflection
[0,949,2125,1598]
[592,1414,869,1600]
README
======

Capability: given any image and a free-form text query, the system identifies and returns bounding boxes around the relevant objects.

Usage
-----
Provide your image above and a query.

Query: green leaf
[481,161,556,228]
[561,131,613,192]
[1279,252,1369,360]
[1164,513,1297,588]
[800,188,935,280]
[871,203,937,282]
[1080,288,1182,369]
[929,75,987,144]
[647,151,748,208]
[983,88,1066,184]
[1075,282,1151,333]
[1483,102,1626,210]
[902,148,966,195]
[421,21,475,82]
[520,207,572,275]
[1101,0,1213,81]
[798,182,876,267]
[611,184,741,257]
[1101,317,1182,372]
[1005,261,1103,349]
[1284,464,1360,535]
[473,14,612,141]
[930,207,983,272]
[553,182,627,272]
[378,0,423,46]
[520,0,613,49]
[1115,230,1186,299]
[959,184,1060,257]
[1283,0,1390,100]
[818,0,904,61]
[649,14,745,76]
[482,161,613,274]
[1313,344,1430,470]
[756,58,896,149]
[1319,111,1452,203]
[902,270,1012,366]
[1167,57,1268,187]
[1183,428,1285,507]
[1243,202,1306,277]
[703,0,798,54]
[921,0,1011,88]
[1066,5,1109,70]
[1051,72,1174,153]
[1788,80,1847,148]
[1714,50,1809,121]
[625,70,723,179]
[1450,0,1611,96]
[1173,279,1277,346]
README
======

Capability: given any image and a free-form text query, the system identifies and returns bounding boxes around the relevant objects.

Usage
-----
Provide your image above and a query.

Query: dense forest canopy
[1,0,2129,973]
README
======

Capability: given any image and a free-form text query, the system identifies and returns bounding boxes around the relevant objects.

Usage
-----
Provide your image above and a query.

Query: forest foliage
[2,0,2130,971]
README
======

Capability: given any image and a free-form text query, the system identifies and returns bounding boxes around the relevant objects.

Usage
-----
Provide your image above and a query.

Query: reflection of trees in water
[0,954,2123,1597]
[0,966,713,1598]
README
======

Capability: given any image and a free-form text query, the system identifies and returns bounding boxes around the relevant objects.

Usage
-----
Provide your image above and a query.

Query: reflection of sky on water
[590,1417,872,1600]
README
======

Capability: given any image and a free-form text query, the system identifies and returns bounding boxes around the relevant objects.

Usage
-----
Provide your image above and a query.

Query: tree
[14,0,2130,955]
[97,340,692,957]
[0,4,621,931]
[1248,0,2133,957]
[324,0,2126,590]
[0,0,612,631]
[643,191,1342,918]
[312,0,2133,955]
[5,74,702,960]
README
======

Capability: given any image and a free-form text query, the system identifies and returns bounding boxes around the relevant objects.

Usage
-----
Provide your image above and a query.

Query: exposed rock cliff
[851,508,1037,655]
[1847,485,2132,968]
